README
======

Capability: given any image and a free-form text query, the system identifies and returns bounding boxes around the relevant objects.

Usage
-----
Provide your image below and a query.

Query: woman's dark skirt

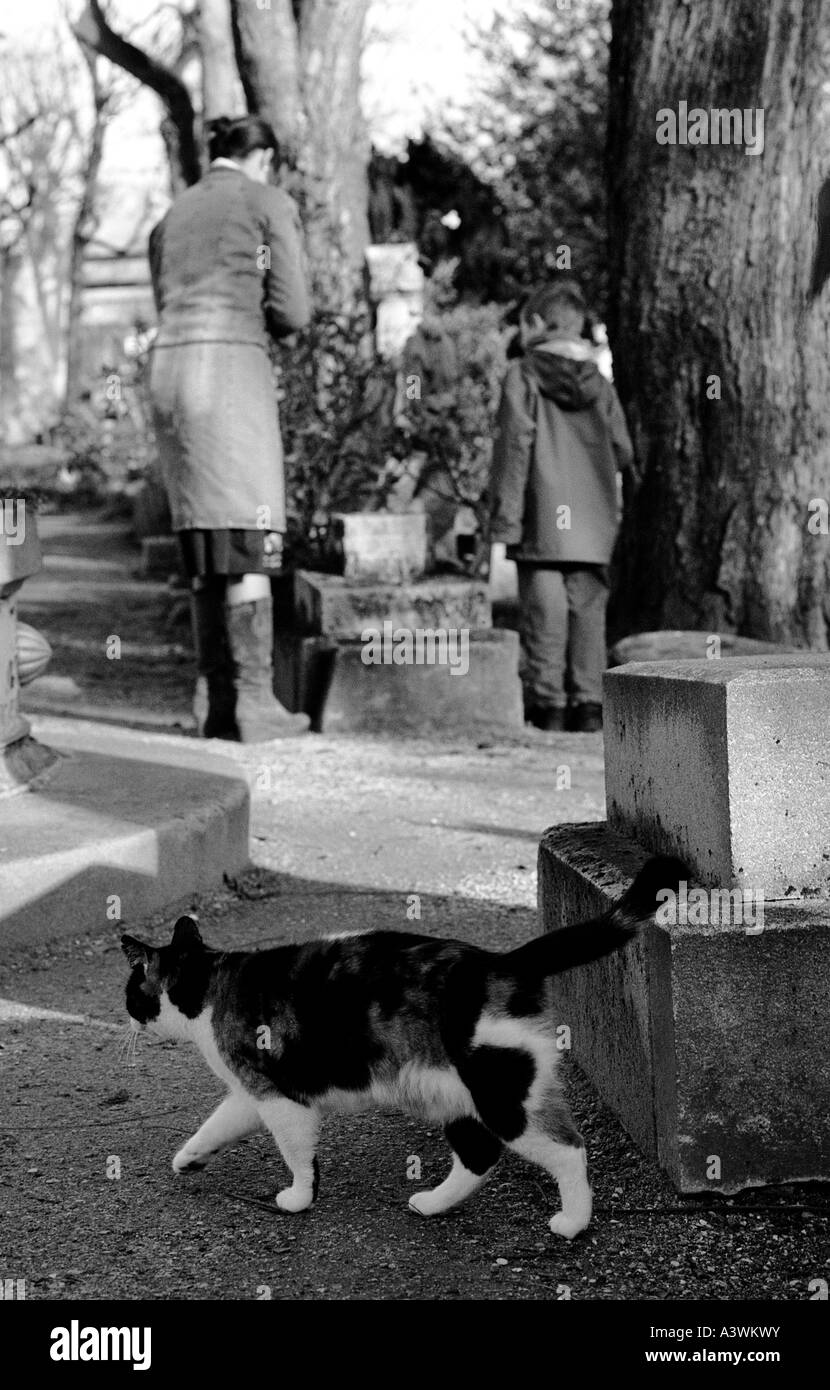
[178,528,271,579]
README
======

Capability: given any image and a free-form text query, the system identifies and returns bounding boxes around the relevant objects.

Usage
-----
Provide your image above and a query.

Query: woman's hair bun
[207,115,236,159]
[207,113,279,165]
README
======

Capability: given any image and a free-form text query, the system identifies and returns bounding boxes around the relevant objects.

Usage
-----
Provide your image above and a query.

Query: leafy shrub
[273,307,399,568]
[398,296,510,538]
[54,320,158,507]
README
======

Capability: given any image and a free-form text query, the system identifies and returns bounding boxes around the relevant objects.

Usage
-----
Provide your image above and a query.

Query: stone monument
[538,655,830,1193]
[364,243,424,361]
[273,509,522,733]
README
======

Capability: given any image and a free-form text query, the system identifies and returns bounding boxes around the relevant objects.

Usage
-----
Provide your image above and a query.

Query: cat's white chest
[188,1008,242,1091]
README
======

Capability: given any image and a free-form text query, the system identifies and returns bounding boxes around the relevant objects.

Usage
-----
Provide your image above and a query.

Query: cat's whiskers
[117,1024,140,1068]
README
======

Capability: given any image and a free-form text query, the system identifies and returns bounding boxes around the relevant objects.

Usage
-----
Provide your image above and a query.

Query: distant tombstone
[365,244,424,361]
[330,511,427,584]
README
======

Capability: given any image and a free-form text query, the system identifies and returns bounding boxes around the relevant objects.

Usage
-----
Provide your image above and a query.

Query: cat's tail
[502,855,688,978]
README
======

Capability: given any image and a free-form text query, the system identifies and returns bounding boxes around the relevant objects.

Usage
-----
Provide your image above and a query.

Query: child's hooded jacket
[489,339,634,564]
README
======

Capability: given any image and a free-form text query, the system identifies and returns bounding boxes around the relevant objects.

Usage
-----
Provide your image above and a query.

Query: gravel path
[1,734,826,1301]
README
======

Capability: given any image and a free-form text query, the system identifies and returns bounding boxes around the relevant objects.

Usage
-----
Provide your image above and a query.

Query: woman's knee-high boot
[225,594,309,740]
[190,584,239,740]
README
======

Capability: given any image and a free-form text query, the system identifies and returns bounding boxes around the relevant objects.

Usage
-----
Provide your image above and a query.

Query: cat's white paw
[275,1185,314,1213]
[172,1148,208,1174]
[408,1190,442,1217]
[549,1212,586,1240]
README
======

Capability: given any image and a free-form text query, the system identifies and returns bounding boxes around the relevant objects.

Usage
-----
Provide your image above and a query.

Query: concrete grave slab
[604,655,830,897]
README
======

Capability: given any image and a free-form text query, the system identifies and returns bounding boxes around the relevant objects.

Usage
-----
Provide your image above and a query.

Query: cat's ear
[171,915,203,951]
[121,935,150,968]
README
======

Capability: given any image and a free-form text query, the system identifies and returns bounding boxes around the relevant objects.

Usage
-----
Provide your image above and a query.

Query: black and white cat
[121,855,684,1239]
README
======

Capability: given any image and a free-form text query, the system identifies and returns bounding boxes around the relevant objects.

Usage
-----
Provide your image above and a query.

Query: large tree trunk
[607,0,830,647]
[230,0,302,156]
[199,0,239,121]
[230,0,371,304]
[297,0,372,292]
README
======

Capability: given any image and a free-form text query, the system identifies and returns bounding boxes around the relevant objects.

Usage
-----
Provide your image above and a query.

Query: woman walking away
[148,114,311,741]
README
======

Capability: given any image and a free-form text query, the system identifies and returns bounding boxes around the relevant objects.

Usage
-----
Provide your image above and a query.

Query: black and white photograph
[0,0,827,1359]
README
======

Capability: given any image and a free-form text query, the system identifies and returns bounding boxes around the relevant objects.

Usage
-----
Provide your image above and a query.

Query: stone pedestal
[604,656,830,897]
[539,656,830,1193]
[275,627,522,734]
[273,563,522,733]
[294,571,491,639]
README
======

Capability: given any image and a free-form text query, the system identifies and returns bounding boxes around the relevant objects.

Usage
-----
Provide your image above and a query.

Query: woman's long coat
[148,165,310,533]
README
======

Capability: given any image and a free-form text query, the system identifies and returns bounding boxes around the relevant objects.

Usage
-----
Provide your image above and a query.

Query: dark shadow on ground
[438,821,542,842]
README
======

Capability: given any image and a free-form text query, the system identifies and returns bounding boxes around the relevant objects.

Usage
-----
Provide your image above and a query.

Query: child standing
[489,282,636,732]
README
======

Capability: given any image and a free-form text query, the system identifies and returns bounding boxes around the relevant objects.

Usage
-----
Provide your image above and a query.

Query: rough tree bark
[199,0,239,121]
[230,0,302,155]
[230,0,371,302]
[607,0,830,647]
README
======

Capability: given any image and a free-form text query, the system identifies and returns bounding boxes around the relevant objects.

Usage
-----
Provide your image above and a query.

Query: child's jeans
[516,562,608,709]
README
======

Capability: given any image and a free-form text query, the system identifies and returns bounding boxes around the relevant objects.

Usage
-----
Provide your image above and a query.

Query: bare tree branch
[0,115,37,148]
[72,0,200,187]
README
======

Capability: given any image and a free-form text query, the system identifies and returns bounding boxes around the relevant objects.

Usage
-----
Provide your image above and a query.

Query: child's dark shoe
[525,704,567,732]
[571,701,603,733]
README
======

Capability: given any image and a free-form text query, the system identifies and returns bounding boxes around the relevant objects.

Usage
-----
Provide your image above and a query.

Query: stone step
[21,577,172,605]
[294,570,491,639]
[41,553,134,579]
[32,636,190,660]
[21,688,196,734]
[274,628,522,733]
[609,629,801,664]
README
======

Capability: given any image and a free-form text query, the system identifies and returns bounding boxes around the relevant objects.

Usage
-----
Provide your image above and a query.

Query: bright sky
[1,0,513,250]
[363,0,507,150]
[1,0,512,227]
[2,0,508,148]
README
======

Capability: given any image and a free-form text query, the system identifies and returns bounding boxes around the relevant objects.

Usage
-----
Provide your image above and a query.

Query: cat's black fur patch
[445,1118,504,1175]
[459,1045,535,1141]
[167,947,214,1019]
[505,976,544,1017]
[125,965,161,1025]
